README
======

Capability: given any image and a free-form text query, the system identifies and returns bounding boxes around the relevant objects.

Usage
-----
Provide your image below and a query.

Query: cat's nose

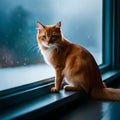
[45,39,49,44]
[47,41,51,45]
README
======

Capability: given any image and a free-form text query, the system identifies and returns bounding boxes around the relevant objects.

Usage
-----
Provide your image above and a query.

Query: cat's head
[36,21,62,48]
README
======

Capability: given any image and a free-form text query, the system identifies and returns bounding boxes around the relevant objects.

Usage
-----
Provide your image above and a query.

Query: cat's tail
[91,87,120,101]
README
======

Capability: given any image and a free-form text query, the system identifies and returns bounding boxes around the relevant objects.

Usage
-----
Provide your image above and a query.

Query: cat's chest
[41,47,55,65]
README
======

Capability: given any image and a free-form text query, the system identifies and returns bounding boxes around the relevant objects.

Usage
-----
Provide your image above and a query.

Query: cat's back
[67,42,93,61]
[64,41,99,75]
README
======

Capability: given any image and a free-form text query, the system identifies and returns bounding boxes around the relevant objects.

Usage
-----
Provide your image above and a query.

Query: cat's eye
[51,35,57,39]
[42,35,46,38]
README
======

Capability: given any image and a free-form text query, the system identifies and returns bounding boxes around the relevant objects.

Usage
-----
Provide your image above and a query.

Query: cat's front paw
[51,87,59,92]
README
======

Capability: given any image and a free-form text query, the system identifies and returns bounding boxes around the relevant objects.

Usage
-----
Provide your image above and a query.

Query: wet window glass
[0,0,102,90]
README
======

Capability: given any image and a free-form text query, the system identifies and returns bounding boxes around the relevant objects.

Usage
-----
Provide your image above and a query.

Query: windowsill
[0,70,120,119]
[0,90,87,119]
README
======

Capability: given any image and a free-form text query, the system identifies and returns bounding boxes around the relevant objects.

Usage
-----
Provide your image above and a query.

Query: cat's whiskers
[41,41,50,48]
[28,43,40,54]
[41,41,58,49]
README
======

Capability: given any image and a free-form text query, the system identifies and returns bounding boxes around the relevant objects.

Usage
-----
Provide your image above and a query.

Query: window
[0,0,102,90]
[0,0,120,119]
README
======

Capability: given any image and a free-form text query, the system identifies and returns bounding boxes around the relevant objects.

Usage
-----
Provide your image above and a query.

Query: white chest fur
[39,45,56,66]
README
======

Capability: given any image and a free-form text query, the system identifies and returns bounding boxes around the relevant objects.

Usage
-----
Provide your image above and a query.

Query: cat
[36,21,120,101]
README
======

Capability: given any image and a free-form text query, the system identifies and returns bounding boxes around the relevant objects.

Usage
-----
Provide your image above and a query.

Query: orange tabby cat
[36,21,120,101]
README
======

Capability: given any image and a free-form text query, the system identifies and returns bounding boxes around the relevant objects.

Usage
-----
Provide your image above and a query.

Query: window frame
[101,0,115,72]
[0,0,120,119]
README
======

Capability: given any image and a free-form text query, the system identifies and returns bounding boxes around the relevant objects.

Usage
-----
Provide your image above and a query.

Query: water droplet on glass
[87,35,91,39]
[16,61,19,64]
[18,28,22,32]
[24,63,26,66]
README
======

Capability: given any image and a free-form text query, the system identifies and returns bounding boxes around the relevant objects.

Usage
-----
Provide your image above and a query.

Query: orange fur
[36,21,120,101]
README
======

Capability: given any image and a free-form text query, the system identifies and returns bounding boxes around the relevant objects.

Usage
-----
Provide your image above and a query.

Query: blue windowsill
[0,70,120,119]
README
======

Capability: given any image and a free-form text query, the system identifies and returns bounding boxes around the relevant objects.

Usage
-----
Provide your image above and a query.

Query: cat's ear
[36,21,45,30]
[55,21,61,28]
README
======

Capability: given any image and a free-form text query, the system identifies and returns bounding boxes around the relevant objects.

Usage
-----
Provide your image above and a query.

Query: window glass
[0,0,102,90]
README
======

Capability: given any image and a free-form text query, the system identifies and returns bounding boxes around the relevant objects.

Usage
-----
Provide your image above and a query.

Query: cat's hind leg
[64,85,81,91]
